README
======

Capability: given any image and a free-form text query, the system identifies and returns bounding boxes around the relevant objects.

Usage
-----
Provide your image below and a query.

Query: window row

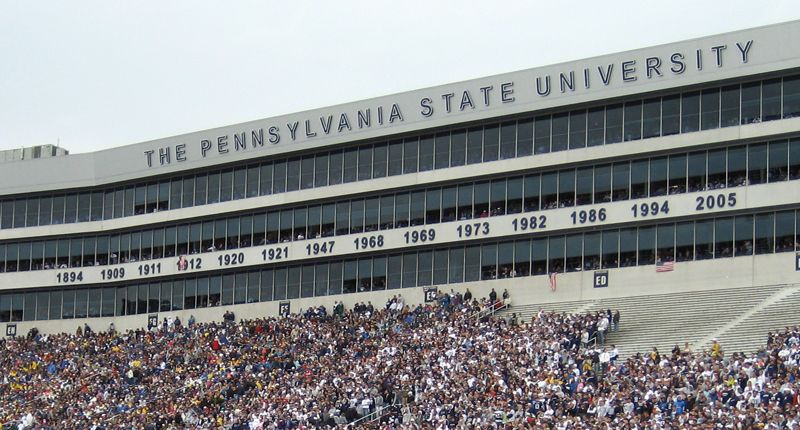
[3,74,800,230]
[1,208,798,322]
[2,139,800,273]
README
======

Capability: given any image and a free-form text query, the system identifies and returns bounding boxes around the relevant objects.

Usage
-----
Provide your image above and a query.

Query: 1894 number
[56,271,83,283]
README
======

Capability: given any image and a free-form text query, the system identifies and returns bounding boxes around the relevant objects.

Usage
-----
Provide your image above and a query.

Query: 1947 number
[306,241,335,256]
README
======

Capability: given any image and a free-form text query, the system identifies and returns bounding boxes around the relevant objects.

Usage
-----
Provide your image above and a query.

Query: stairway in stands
[693,285,800,355]
[498,284,799,359]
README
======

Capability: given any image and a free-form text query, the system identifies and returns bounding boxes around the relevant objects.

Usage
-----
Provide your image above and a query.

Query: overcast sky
[1,1,798,154]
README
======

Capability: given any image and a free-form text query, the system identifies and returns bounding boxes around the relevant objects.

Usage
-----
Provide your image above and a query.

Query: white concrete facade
[2,21,800,336]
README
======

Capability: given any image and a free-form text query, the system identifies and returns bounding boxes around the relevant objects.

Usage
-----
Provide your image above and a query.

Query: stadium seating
[499,284,796,357]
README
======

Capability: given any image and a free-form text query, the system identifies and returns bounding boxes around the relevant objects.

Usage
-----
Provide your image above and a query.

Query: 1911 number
[138,263,162,276]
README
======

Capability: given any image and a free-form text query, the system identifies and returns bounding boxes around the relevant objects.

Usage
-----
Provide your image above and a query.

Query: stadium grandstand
[1,20,800,428]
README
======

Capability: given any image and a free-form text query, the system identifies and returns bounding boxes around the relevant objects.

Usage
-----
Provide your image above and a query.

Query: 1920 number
[695,192,737,211]
[306,241,335,256]
[570,208,607,225]
[262,246,288,261]
[56,271,83,283]
[138,262,162,276]
[631,201,670,218]
[404,229,435,244]
[512,215,547,232]
[457,222,489,238]
[100,267,126,280]
[355,235,385,250]
[218,252,245,267]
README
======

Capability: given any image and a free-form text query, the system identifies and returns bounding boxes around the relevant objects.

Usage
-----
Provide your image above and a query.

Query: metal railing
[475,299,510,322]
[347,393,400,428]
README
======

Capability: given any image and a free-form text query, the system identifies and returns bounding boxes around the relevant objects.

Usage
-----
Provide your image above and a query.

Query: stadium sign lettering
[143,40,754,169]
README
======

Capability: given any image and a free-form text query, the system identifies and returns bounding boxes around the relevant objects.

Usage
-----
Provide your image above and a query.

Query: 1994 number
[631,201,670,218]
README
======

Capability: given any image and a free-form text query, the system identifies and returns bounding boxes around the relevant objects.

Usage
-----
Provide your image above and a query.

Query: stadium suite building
[2,21,800,335]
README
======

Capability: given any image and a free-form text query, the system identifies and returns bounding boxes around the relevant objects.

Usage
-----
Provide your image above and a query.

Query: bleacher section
[499,284,799,358]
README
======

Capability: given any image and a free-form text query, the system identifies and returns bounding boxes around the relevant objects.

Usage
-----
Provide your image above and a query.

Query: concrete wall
[5,251,798,337]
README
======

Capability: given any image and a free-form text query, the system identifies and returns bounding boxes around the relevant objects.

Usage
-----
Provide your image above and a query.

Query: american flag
[549,272,557,291]
[656,260,675,272]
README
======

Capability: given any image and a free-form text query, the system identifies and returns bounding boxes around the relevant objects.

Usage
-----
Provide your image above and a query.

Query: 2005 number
[695,192,737,211]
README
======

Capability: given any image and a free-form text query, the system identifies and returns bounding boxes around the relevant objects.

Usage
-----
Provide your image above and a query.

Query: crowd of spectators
[0,290,798,429]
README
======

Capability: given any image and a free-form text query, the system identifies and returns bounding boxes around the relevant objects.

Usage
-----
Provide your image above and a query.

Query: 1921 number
[262,247,288,261]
